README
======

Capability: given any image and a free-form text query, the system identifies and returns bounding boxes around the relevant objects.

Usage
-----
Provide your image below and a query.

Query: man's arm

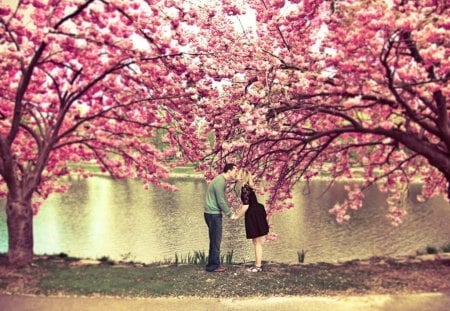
[213,177,233,217]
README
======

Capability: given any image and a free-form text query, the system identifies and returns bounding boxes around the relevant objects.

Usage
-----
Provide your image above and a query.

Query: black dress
[241,184,269,239]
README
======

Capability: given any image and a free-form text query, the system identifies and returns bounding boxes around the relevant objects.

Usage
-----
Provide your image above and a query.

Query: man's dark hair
[223,163,236,173]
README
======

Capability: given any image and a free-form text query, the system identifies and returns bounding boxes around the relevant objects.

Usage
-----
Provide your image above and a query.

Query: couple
[204,163,269,273]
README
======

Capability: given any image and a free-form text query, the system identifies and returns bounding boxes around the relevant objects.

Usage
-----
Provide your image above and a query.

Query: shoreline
[22,251,450,269]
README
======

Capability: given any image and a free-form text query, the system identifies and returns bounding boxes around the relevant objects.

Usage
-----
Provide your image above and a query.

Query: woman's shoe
[246,265,262,272]
[211,265,226,272]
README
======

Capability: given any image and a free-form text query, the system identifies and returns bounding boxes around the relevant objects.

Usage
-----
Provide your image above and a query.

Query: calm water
[1,176,449,264]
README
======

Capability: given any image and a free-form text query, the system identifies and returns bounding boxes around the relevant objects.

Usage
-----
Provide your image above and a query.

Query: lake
[1,175,449,264]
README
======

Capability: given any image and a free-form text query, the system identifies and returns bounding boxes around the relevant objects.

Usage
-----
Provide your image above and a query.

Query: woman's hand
[233,204,249,220]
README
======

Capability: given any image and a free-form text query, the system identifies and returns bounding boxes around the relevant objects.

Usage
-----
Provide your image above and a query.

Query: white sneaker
[246,265,262,272]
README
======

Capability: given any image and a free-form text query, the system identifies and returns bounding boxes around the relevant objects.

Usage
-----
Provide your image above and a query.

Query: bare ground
[1,254,450,298]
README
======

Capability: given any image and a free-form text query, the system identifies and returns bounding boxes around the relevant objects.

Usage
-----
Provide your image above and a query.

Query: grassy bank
[1,254,450,298]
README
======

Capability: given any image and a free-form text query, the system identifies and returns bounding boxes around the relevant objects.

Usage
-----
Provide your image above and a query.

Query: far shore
[68,163,427,184]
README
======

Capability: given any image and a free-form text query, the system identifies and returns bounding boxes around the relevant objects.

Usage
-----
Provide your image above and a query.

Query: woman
[232,169,269,272]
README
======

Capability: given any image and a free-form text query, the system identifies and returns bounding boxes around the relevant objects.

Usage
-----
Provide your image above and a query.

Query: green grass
[34,261,371,297]
[171,165,197,174]
[2,253,449,298]
[39,265,182,296]
[0,254,383,298]
[1,254,374,297]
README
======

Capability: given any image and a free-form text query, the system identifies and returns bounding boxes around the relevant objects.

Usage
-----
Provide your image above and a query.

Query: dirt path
[1,292,450,311]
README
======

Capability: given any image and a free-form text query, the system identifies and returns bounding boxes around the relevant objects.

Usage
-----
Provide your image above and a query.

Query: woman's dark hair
[223,163,236,173]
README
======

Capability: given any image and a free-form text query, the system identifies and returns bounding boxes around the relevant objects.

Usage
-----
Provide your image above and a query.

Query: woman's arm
[232,204,249,219]
[231,185,251,220]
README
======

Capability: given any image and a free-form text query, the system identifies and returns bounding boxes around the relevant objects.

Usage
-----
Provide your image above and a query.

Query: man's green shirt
[204,174,233,217]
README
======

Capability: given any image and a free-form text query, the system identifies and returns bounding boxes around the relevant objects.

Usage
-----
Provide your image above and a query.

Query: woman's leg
[252,236,264,267]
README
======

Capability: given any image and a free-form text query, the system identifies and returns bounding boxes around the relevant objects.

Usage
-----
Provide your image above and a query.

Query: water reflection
[0,177,449,264]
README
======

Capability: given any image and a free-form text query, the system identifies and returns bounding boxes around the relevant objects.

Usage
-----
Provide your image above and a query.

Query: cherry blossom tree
[2,0,448,267]
[0,0,241,267]
[200,0,449,226]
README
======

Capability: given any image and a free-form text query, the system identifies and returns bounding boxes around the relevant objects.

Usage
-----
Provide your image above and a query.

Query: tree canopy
[200,0,449,226]
[0,0,239,266]
[0,0,242,204]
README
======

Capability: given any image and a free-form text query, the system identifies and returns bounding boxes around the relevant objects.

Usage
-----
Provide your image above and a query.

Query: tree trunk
[6,196,34,267]
[447,174,450,201]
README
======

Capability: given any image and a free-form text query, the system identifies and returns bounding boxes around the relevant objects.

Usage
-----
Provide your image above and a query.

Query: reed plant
[173,251,205,265]
[173,250,234,265]
[120,252,135,263]
[297,249,307,263]
[98,256,115,265]
[174,252,199,265]
[223,250,234,265]
[426,246,438,254]
[58,252,69,258]
[194,250,207,265]
[442,243,450,253]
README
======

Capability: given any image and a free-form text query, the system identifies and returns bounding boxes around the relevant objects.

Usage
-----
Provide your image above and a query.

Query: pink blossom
[0,5,11,16]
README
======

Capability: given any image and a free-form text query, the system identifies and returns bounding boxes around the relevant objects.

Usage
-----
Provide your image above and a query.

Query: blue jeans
[204,213,222,271]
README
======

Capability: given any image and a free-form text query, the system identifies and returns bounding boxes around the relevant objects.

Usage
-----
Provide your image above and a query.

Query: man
[204,163,238,272]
